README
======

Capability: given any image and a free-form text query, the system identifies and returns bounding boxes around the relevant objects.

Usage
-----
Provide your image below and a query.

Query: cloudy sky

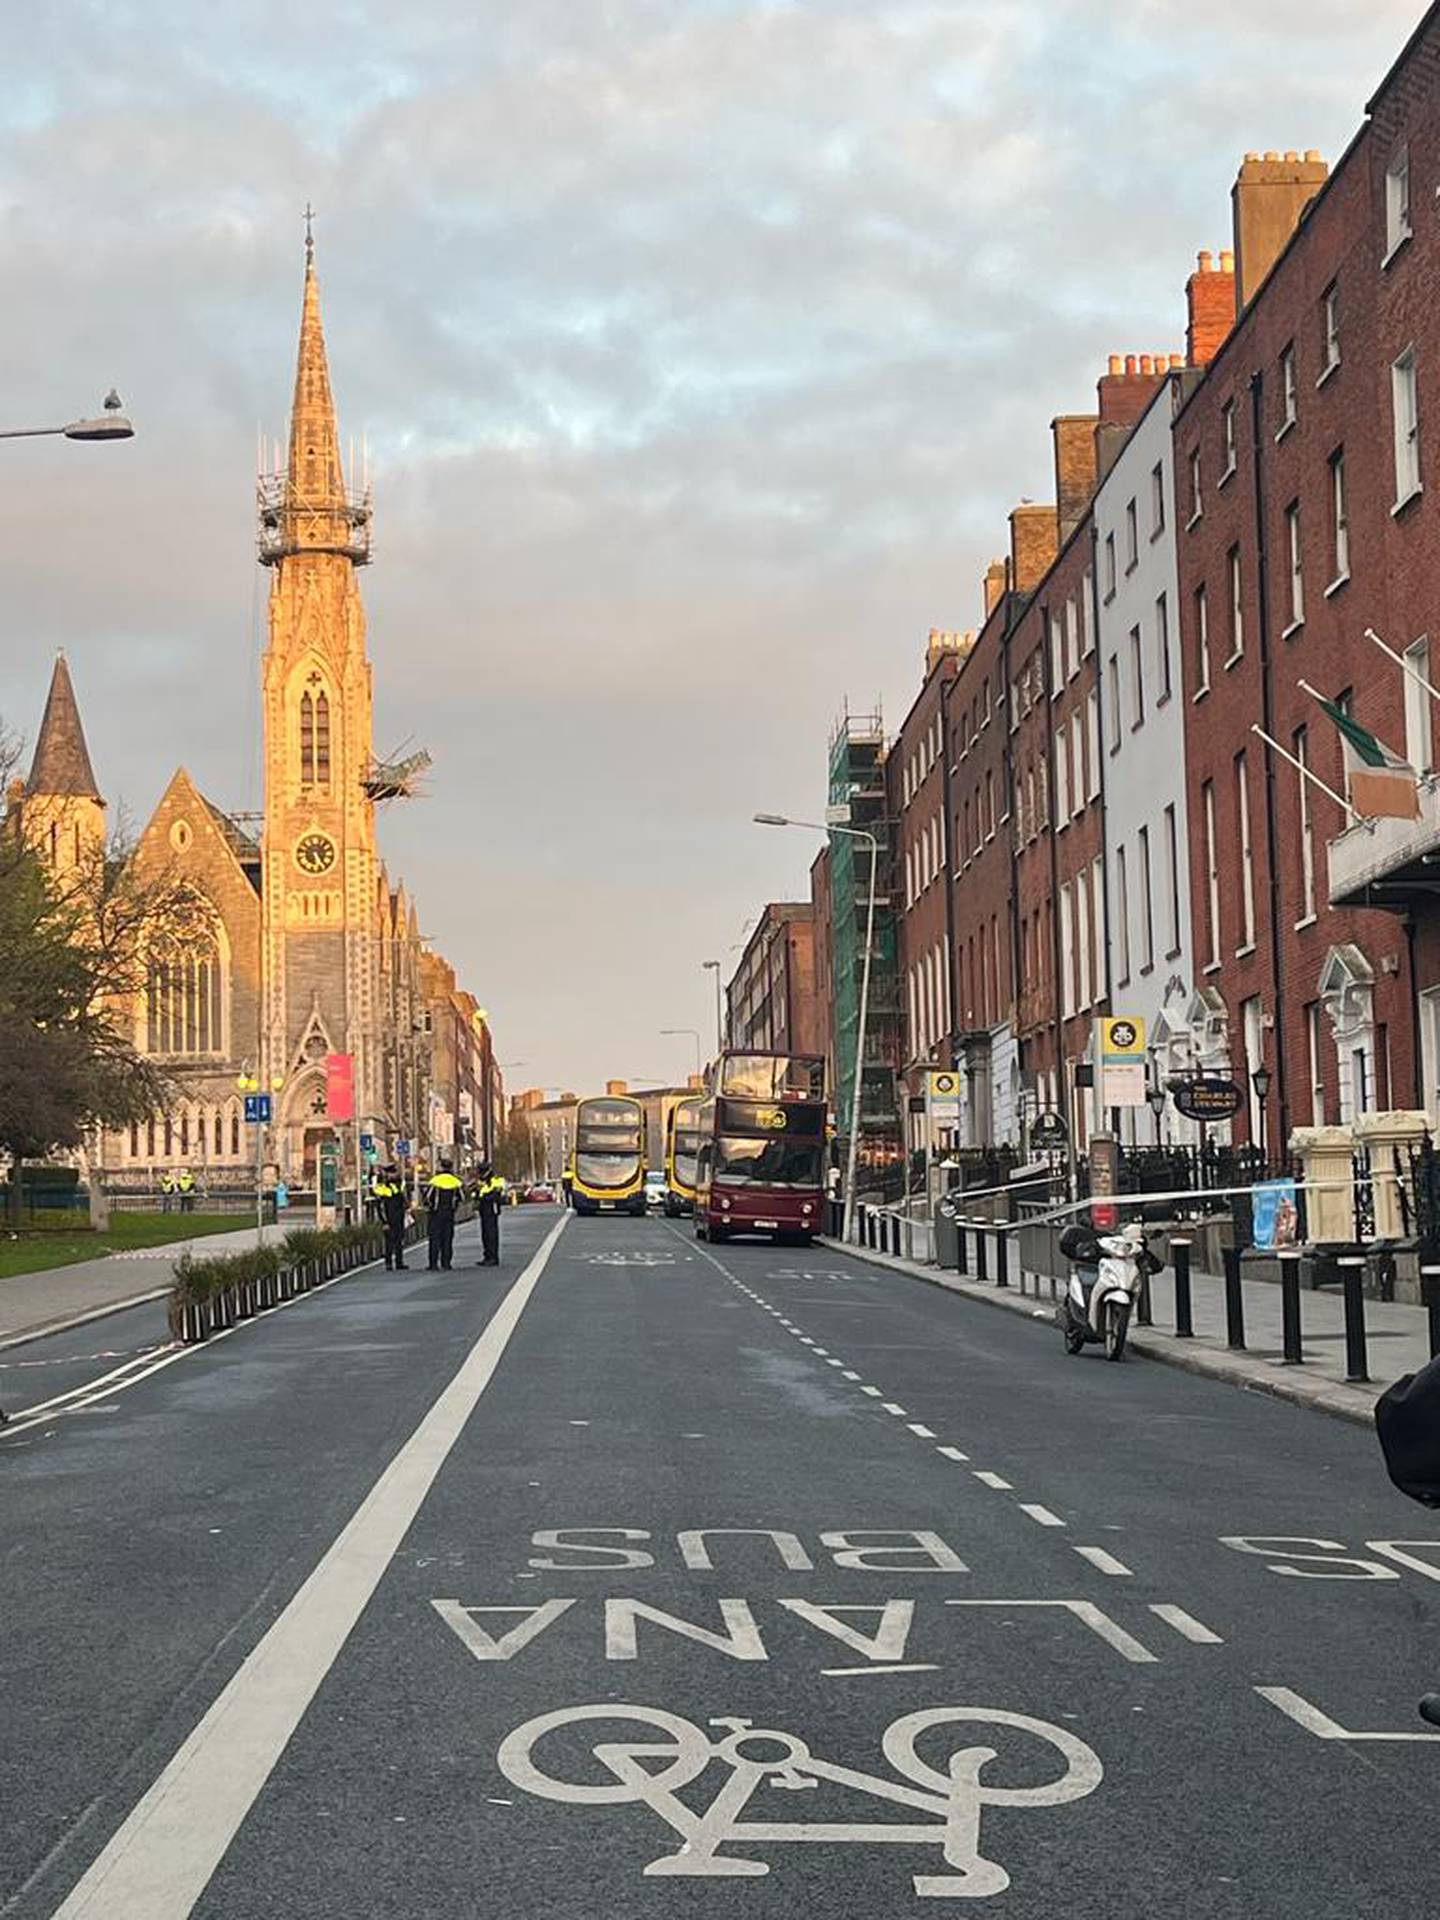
[1,0,1425,1095]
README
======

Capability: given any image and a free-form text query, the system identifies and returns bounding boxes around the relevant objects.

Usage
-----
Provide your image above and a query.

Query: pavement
[832,1234,1437,1425]
[0,1224,276,1348]
[2,1206,1438,1919]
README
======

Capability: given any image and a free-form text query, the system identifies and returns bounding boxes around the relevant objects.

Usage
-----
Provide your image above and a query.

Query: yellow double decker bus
[568,1095,646,1216]
[663,1096,705,1216]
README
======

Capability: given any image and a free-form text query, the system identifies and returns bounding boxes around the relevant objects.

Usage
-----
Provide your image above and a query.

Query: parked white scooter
[1056,1220,1159,1362]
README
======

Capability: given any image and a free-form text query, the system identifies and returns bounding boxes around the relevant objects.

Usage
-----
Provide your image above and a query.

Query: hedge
[168,1221,394,1343]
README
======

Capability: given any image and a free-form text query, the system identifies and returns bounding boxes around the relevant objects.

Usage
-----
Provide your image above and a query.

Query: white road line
[1019,1503,1066,1529]
[936,1445,970,1462]
[812,1348,829,1357]
[1255,1686,1440,1742]
[907,1423,937,1438]
[860,1385,883,1397]
[825,1358,844,1368]
[841,1370,861,1380]
[1074,1546,1133,1577]
[973,1471,1012,1490]
[947,1598,1158,1665]
[881,1402,909,1416]
[48,1213,570,1920]
[820,1663,941,1678]
[1150,1604,1223,1644]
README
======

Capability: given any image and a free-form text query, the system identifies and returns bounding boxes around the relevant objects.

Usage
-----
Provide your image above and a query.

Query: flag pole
[1250,724,1361,825]
[1363,626,1440,707]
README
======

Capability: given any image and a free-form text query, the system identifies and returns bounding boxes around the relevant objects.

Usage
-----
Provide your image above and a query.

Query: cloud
[0,0,1424,1089]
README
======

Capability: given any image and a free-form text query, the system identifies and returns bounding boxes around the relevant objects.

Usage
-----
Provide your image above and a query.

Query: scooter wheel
[1104,1301,1131,1361]
[1063,1328,1085,1356]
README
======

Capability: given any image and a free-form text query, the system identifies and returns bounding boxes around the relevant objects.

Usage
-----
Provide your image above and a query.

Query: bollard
[995,1232,1009,1289]
[976,1227,989,1284]
[1137,1261,1153,1327]
[1422,1264,1440,1361]
[1279,1250,1304,1365]
[955,1220,968,1276]
[1171,1238,1193,1337]
[1223,1246,1246,1350]
[1339,1255,1369,1384]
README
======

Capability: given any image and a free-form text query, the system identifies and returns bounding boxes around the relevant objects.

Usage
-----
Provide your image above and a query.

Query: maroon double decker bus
[693,1050,827,1245]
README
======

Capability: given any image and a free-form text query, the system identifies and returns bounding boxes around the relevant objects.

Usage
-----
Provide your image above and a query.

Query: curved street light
[0,390,135,442]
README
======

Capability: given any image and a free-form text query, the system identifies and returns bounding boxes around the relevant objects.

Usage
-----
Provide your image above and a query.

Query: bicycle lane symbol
[496,1702,1102,1899]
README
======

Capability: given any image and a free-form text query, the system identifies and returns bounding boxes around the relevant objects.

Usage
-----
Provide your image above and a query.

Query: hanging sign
[1031,1111,1068,1152]
[1172,1077,1244,1122]
[326,1052,355,1123]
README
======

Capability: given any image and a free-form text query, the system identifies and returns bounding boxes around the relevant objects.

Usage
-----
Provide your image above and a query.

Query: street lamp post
[1146,1084,1166,1148]
[701,961,724,1059]
[661,1028,703,1082]
[755,812,878,1247]
[0,392,134,443]
[1251,1062,1272,1165]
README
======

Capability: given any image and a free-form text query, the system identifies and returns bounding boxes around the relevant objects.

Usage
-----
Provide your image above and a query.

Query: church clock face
[295,831,337,876]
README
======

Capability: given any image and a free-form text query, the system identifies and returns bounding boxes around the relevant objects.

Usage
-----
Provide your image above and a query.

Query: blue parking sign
[360,1132,374,1151]
[397,1139,412,1159]
[243,1093,272,1125]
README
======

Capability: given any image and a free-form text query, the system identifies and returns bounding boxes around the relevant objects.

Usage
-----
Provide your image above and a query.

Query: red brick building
[944,570,1020,1145]
[725,903,823,1061]
[808,846,835,1105]
[888,631,965,1158]
[1175,15,1440,1146]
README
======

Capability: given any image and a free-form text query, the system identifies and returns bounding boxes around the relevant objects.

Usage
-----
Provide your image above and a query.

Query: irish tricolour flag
[1312,692,1421,821]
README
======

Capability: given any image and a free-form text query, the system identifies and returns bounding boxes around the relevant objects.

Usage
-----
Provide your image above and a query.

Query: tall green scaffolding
[827,710,902,1196]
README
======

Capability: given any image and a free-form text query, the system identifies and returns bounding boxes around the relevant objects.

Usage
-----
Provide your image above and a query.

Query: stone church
[15,238,489,1192]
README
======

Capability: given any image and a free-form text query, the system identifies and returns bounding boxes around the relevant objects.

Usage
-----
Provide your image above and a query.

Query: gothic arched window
[315,692,331,783]
[300,692,315,785]
[146,892,227,1057]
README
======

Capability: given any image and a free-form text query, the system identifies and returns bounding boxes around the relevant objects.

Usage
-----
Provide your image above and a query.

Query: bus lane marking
[946,1599,1159,1666]
[47,1213,570,1920]
[1256,1687,1440,1743]
[1149,1605,1222,1644]
[1073,1547,1133,1578]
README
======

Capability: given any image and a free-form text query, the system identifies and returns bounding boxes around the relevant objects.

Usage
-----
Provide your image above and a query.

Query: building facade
[15,239,491,1193]
[725,904,822,1059]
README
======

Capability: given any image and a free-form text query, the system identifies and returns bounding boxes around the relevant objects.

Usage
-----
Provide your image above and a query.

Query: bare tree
[0,725,178,1223]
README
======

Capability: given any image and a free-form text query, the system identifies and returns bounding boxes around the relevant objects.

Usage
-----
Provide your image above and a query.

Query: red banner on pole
[326,1052,355,1123]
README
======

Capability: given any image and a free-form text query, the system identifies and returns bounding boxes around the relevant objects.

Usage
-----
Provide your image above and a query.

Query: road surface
[2,1207,1436,1917]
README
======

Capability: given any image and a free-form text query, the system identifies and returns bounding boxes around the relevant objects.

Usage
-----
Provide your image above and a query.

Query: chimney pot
[1108,353,1123,375]
[1170,352,1184,370]
[1125,354,1138,375]
[1284,148,1299,162]
[1139,354,1153,375]
[1220,248,1234,271]
[1198,248,1213,271]
[1304,148,1322,162]
[1264,149,1279,162]
[1244,150,1260,163]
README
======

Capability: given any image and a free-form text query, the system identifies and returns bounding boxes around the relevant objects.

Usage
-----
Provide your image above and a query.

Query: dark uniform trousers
[426,1178,462,1269]
[376,1191,407,1270]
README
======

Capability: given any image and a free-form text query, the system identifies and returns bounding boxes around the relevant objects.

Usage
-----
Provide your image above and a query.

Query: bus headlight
[719,1197,731,1211]
[801,1203,813,1216]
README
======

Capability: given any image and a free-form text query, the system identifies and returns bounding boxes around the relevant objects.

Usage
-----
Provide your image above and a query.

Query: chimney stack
[1009,503,1059,598]
[982,558,1008,618]
[1094,354,1170,479]
[1232,150,1328,309]
[1186,248,1237,366]
[1052,415,1099,544]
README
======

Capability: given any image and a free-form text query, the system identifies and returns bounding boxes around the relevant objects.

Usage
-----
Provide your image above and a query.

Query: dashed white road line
[1073,1546,1133,1577]
[841,1370,861,1380]
[907,1422,937,1439]
[821,1662,941,1678]
[825,1357,844,1368]
[1018,1503,1066,1529]
[936,1445,970,1462]
[1150,1604,1224,1644]
[973,1470,1013,1490]
[881,1401,908,1417]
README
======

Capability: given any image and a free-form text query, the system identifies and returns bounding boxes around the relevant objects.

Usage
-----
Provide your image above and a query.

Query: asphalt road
[2,1208,1438,1918]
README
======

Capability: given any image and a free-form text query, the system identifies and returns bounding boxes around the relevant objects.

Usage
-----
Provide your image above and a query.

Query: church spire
[28,652,102,800]
[258,218,371,567]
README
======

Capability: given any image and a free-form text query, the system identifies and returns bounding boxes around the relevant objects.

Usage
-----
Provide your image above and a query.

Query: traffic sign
[397,1138,413,1159]
[359,1132,375,1151]
[243,1093,272,1125]
[1098,1015,1147,1108]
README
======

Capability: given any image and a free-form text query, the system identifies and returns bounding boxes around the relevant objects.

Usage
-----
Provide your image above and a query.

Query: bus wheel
[710,1226,729,1243]
[695,1221,708,1241]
